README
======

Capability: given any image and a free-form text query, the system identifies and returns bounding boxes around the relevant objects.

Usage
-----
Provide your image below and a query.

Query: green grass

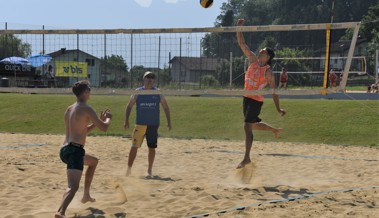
[0,93,378,146]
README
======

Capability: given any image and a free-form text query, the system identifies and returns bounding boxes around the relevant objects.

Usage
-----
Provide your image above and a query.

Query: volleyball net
[0,22,365,95]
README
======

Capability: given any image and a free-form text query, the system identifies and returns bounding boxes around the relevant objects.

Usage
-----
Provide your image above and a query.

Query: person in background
[46,65,56,87]
[124,71,171,178]
[367,81,379,93]
[278,68,288,89]
[329,69,337,88]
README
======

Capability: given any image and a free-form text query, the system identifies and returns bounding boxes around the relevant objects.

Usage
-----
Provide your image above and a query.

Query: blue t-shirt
[135,87,161,126]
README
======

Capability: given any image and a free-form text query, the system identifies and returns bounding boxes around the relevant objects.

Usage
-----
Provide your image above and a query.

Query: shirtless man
[55,80,112,218]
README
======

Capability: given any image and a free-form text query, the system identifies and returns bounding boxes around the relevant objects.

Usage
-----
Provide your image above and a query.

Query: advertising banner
[55,61,88,77]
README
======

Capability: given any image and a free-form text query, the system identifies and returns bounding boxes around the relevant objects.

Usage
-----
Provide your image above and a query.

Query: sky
[0,0,226,29]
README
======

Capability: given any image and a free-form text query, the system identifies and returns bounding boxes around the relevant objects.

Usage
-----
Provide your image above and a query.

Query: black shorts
[243,97,263,123]
[146,125,159,148]
[59,143,85,171]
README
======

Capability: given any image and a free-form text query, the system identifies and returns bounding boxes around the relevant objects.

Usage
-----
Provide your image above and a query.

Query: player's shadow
[143,175,179,181]
[74,207,126,218]
[263,186,313,199]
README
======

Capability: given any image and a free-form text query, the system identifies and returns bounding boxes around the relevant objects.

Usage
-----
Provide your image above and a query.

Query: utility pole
[376,50,378,83]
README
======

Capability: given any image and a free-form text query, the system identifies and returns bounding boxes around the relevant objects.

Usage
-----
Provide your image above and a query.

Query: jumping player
[236,19,286,169]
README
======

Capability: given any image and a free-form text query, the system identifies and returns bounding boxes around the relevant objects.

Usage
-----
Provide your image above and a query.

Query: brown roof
[48,49,99,60]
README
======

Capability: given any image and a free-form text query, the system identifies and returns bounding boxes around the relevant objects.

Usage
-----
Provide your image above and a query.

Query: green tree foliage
[360,2,379,74]
[335,2,378,74]
[216,57,245,87]
[156,67,172,87]
[200,75,219,87]
[0,34,31,59]
[258,36,278,51]
[100,54,129,88]
[101,55,128,71]
[216,60,230,86]
[201,0,243,58]
[202,0,377,85]
[203,0,377,58]
[130,65,146,86]
[275,48,314,86]
[275,48,313,71]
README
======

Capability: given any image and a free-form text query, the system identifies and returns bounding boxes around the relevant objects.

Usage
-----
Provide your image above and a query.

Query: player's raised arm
[236,19,257,64]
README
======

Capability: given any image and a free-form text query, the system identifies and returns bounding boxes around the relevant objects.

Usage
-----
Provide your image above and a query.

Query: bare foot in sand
[81,195,96,204]
[144,171,153,179]
[237,159,251,169]
[126,167,132,177]
[273,128,283,139]
[55,212,66,218]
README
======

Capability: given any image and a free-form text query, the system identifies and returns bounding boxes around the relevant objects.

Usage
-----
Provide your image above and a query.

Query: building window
[86,58,95,66]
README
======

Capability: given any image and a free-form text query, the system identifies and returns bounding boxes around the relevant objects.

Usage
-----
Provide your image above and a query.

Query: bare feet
[145,171,153,179]
[55,212,66,218]
[273,128,283,139]
[126,167,132,177]
[144,175,153,179]
[237,159,251,169]
[81,195,96,204]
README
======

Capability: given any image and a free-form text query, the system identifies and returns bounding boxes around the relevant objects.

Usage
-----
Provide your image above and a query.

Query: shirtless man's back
[55,80,112,218]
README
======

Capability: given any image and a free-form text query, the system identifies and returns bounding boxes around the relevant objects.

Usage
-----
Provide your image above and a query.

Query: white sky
[0,0,225,29]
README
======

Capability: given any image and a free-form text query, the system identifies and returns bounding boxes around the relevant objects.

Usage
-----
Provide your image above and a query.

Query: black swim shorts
[243,97,263,123]
[59,143,85,171]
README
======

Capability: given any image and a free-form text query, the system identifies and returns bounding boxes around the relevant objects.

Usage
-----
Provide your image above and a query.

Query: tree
[130,65,147,86]
[360,2,379,74]
[201,0,245,58]
[340,2,379,74]
[200,75,219,87]
[0,34,31,59]
[275,48,313,86]
[201,0,377,60]
[100,54,129,88]
[216,57,245,87]
[156,66,172,87]
[275,48,313,71]
[258,36,278,51]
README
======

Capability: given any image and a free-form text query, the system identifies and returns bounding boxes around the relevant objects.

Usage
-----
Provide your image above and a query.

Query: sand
[0,133,378,218]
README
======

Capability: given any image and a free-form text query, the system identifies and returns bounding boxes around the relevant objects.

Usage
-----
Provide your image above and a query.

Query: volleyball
[200,0,213,8]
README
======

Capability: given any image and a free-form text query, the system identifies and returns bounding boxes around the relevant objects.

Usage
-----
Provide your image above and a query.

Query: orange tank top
[244,62,270,102]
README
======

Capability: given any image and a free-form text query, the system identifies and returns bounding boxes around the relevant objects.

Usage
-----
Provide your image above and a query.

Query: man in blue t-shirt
[124,71,171,178]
